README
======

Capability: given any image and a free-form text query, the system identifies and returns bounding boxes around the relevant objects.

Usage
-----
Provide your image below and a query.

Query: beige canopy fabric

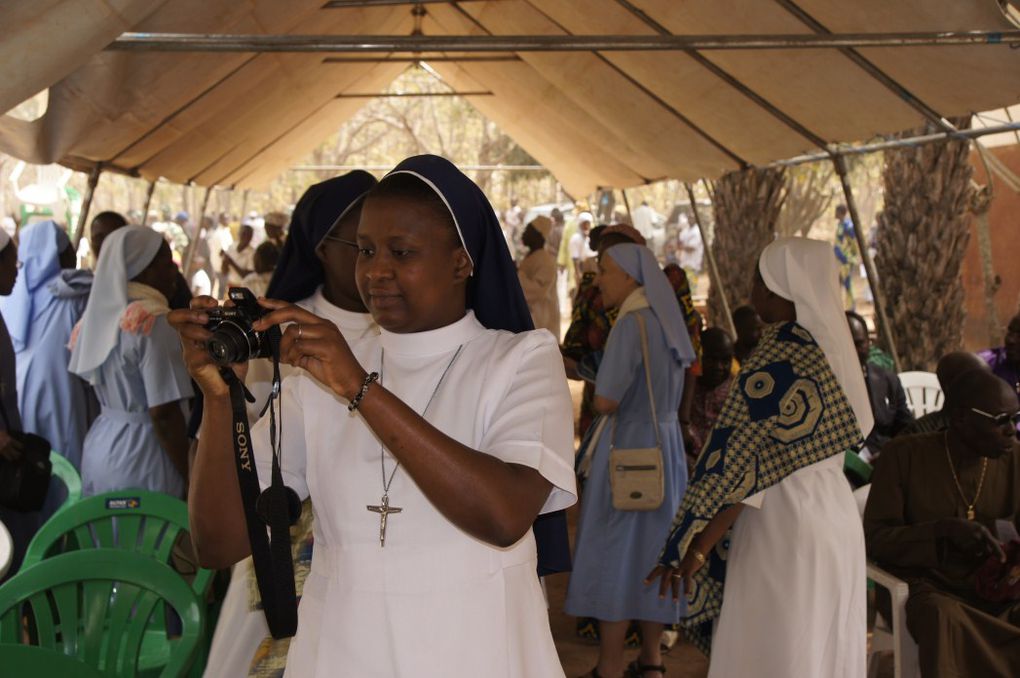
[1,0,1019,195]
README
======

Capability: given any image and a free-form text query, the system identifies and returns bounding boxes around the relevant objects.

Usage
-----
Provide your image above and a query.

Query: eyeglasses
[320,234,359,249]
[971,407,1020,427]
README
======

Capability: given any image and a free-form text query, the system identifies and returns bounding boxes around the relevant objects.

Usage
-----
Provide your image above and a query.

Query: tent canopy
[2,0,1019,195]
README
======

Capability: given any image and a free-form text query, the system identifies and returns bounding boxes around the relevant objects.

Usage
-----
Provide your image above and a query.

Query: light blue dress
[9,270,97,470]
[564,308,688,624]
[79,314,193,498]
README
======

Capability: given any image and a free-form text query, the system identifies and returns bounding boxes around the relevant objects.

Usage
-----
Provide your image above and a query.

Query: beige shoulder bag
[609,312,665,511]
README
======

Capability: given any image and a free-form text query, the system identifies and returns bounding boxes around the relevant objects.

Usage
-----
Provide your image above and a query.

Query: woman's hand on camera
[168,296,247,398]
[252,299,365,399]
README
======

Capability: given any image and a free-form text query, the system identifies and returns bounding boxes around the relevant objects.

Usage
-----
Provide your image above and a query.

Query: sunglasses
[971,407,1020,427]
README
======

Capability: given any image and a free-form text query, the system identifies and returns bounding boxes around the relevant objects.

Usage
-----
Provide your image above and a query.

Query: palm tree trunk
[875,118,974,371]
[707,167,786,326]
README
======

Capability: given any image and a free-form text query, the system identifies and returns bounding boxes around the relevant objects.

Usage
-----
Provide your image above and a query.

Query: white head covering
[576,211,593,225]
[0,228,10,252]
[69,226,165,385]
[758,237,874,438]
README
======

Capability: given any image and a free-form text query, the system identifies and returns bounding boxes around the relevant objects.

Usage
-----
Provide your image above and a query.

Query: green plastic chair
[0,549,204,677]
[23,490,212,597]
[0,642,107,677]
[22,490,215,676]
[48,451,82,513]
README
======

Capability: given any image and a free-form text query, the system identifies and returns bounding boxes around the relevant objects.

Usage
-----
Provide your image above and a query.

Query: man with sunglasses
[864,368,1020,676]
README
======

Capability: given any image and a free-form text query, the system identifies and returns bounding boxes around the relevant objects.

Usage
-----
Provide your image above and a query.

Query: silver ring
[297,324,303,339]
[671,573,683,579]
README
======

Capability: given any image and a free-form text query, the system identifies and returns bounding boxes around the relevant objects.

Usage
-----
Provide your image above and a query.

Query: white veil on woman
[758,236,874,439]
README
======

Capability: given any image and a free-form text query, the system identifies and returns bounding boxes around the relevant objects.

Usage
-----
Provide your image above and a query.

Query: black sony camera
[205,287,280,365]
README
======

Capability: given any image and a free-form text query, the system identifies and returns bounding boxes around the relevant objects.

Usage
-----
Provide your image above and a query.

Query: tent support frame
[72,164,102,249]
[140,180,157,227]
[183,186,212,280]
[832,153,902,372]
[107,31,1020,53]
[685,181,736,338]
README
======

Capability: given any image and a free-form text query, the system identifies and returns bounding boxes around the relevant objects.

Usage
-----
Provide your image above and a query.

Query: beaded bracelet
[347,372,379,412]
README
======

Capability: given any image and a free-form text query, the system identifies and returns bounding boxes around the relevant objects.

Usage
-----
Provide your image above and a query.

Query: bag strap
[611,311,662,449]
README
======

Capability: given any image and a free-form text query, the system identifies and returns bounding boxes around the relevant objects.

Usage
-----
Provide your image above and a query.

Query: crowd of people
[0,155,1017,678]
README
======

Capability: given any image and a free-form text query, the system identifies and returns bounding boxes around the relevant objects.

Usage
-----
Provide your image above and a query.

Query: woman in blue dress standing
[69,226,193,497]
[565,242,695,678]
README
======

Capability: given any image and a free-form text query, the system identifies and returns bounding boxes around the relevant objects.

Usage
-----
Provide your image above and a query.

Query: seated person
[731,304,763,365]
[902,351,990,437]
[684,327,734,473]
[980,311,1020,418]
[847,311,913,461]
[864,369,1020,677]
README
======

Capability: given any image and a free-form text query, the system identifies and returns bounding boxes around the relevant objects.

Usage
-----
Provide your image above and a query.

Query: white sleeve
[568,233,582,259]
[479,334,578,513]
[251,373,310,499]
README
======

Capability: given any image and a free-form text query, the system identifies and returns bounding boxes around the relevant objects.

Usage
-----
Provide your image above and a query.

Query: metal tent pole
[183,186,212,280]
[685,182,736,338]
[72,164,102,249]
[107,30,1020,53]
[832,154,901,372]
[140,180,157,226]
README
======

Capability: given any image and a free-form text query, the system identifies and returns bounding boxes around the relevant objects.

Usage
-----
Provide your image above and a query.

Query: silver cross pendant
[366,493,403,547]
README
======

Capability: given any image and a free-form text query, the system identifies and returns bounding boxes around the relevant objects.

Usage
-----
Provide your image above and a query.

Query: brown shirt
[864,432,1020,596]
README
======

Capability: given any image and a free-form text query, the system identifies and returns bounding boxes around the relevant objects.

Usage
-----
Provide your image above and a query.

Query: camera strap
[221,360,298,639]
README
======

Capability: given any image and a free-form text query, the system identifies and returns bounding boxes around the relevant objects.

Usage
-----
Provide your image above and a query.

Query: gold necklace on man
[944,433,988,521]
[366,344,464,547]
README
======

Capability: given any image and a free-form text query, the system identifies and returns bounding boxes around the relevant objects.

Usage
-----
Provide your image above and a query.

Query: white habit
[708,453,866,677]
[252,311,576,677]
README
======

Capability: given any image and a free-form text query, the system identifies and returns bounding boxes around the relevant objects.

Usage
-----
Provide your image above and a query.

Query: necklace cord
[379,344,465,493]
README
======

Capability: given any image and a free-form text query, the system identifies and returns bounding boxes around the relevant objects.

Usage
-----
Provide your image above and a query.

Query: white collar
[303,286,376,335]
[379,310,486,357]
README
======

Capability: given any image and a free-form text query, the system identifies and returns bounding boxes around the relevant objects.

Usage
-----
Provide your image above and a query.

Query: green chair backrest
[0,549,204,677]
[23,490,212,597]
[0,642,107,677]
[48,451,82,512]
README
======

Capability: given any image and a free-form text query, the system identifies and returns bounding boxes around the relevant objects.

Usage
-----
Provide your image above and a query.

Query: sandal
[625,659,666,677]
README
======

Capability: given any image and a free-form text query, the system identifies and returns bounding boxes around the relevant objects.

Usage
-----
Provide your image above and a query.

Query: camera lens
[207,321,254,365]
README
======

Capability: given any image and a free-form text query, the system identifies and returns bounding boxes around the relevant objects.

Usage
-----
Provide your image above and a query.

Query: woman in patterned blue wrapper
[646,237,874,678]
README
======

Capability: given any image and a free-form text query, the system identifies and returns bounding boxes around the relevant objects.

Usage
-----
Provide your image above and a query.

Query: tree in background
[707,166,786,326]
[875,118,973,370]
[776,162,834,238]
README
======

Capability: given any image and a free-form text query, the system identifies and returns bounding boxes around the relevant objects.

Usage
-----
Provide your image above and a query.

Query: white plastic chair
[0,518,11,578]
[854,485,921,678]
[897,371,943,419]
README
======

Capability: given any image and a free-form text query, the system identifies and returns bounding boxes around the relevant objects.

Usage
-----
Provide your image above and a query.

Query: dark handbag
[0,400,52,512]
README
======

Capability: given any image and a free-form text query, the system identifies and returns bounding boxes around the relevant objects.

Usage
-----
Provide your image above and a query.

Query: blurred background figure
[221,222,254,288]
[241,241,280,298]
[518,216,560,340]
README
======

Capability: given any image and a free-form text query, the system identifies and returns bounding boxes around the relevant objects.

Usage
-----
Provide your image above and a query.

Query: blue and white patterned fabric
[659,321,862,654]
